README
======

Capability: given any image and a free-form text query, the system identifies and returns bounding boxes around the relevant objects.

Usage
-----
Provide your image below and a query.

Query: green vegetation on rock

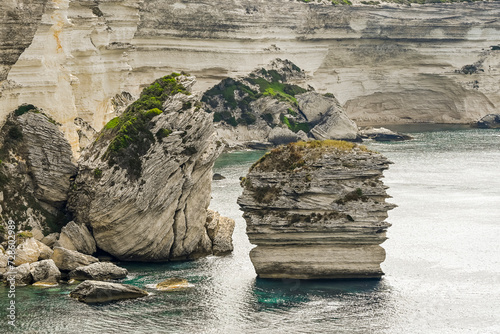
[100,73,189,179]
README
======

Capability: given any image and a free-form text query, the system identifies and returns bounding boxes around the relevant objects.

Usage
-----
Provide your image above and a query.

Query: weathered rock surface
[473,114,500,129]
[4,263,32,286]
[0,108,76,232]
[29,259,61,283]
[359,127,412,141]
[41,233,59,248]
[51,247,98,271]
[68,262,128,281]
[13,238,53,266]
[238,140,396,279]
[203,59,357,147]
[54,221,96,255]
[68,75,224,261]
[1,1,499,155]
[206,210,236,256]
[70,280,149,304]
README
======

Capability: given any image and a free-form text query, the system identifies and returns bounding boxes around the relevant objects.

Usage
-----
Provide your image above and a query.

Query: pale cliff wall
[0,0,499,155]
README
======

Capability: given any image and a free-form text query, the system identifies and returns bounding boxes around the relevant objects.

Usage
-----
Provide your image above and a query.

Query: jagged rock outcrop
[70,280,149,303]
[0,106,76,234]
[203,59,358,147]
[68,74,229,261]
[473,114,500,129]
[54,221,96,255]
[0,0,498,155]
[205,210,235,256]
[68,262,128,281]
[238,140,396,279]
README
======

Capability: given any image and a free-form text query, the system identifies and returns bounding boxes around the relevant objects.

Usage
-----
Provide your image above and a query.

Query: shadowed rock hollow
[238,140,396,279]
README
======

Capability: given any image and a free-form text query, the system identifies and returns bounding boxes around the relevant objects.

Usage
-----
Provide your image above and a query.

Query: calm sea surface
[1,127,499,333]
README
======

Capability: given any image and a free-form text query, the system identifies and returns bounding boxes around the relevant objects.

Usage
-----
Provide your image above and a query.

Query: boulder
[238,140,396,279]
[36,240,54,260]
[205,210,235,256]
[156,277,192,291]
[474,114,500,129]
[31,228,44,241]
[70,280,149,303]
[51,247,98,271]
[359,127,412,141]
[41,233,59,248]
[212,173,226,181]
[54,221,96,255]
[0,252,8,279]
[3,263,32,285]
[268,127,305,146]
[68,262,128,281]
[29,259,61,283]
[14,238,41,266]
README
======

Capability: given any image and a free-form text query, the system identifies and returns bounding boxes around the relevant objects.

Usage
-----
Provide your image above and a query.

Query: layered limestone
[0,1,499,154]
[68,75,229,261]
[0,108,76,233]
[238,140,396,279]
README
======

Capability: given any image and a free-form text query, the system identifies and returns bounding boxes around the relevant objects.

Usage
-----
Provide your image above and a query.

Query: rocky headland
[238,140,396,279]
[203,59,359,148]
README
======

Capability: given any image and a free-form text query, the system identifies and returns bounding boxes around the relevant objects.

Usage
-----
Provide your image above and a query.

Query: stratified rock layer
[68,75,225,261]
[238,140,396,279]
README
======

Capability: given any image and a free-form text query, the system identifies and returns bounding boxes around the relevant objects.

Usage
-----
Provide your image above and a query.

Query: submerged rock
[473,114,500,129]
[70,280,149,303]
[54,221,96,255]
[68,74,224,261]
[51,247,99,271]
[68,262,128,281]
[359,127,412,141]
[238,140,396,279]
[155,277,192,291]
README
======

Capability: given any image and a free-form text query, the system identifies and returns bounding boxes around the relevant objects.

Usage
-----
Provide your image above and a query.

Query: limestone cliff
[0,106,76,235]
[238,140,395,279]
[68,74,230,261]
[0,0,498,155]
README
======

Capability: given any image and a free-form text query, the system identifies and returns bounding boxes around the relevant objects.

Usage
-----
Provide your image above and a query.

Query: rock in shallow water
[29,259,61,283]
[51,247,98,271]
[238,140,396,279]
[359,127,412,142]
[155,278,192,291]
[69,262,128,281]
[70,280,149,303]
[473,114,500,129]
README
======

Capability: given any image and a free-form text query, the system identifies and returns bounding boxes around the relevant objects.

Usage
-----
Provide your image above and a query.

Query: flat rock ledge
[238,140,396,279]
[70,280,149,304]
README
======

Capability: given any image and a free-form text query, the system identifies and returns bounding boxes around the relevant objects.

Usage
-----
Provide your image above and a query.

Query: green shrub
[8,125,23,140]
[14,104,38,116]
[156,128,172,140]
[93,168,103,179]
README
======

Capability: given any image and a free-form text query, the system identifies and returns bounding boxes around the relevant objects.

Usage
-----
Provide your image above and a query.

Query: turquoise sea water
[1,128,499,333]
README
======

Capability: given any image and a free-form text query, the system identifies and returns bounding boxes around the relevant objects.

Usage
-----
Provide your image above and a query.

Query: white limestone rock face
[68,75,225,261]
[238,141,396,279]
[54,221,96,255]
[1,1,499,154]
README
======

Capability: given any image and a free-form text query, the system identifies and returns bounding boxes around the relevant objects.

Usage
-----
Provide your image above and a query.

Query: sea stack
[238,140,396,279]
